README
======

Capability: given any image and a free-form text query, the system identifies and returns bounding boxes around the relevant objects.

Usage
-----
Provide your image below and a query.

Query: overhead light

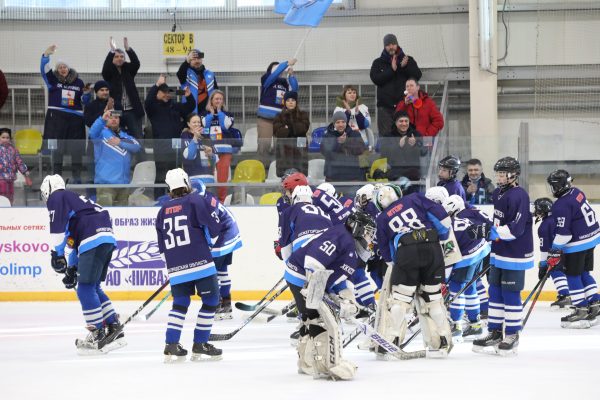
[478,0,493,71]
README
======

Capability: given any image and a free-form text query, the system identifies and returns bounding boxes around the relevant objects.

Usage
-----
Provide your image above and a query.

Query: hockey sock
[487,284,504,332]
[502,289,522,335]
[477,279,489,314]
[194,293,219,343]
[95,283,117,324]
[352,268,376,306]
[566,275,588,307]
[581,271,600,302]
[448,280,465,322]
[550,269,569,297]
[77,282,104,329]
[216,263,232,299]
[464,282,480,322]
[369,269,383,291]
[166,296,190,344]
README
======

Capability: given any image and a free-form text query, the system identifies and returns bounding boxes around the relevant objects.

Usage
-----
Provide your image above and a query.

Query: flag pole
[293,27,313,59]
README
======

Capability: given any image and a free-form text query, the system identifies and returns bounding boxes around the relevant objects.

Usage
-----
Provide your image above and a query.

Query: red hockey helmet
[282,172,308,193]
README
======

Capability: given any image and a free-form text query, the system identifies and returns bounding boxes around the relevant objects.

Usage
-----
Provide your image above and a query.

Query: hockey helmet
[40,174,66,202]
[190,177,207,195]
[438,155,461,178]
[291,185,313,205]
[165,168,190,192]
[317,182,337,198]
[546,169,572,198]
[346,210,377,262]
[442,195,465,216]
[494,156,520,189]
[354,183,376,210]
[374,183,403,211]
[425,186,449,205]
[533,197,553,220]
[281,168,299,182]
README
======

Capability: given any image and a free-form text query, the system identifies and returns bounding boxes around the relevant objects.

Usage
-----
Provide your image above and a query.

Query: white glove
[339,299,359,319]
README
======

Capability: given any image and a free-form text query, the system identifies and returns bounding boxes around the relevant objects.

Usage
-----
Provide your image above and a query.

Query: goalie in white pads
[374,183,454,358]
[285,211,377,380]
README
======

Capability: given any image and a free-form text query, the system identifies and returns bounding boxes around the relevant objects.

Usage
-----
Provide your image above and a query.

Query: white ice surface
[1,301,598,400]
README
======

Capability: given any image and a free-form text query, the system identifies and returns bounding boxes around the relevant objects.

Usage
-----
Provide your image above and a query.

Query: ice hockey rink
[1,300,598,400]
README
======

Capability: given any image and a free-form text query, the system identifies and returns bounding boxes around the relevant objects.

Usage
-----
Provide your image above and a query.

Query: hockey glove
[546,249,564,270]
[538,266,548,280]
[339,299,359,320]
[62,267,78,289]
[467,223,491,241]
[50,250,67,274]
[273,240,283,260]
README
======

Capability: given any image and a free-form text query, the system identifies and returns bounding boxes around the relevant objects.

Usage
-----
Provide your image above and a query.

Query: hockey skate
[164,343,188,363]
[586,300,600,326]
[426,336,453,359]
[290,328,301,347]
[190,342,223,361]
[550,295,572,311]
[286,306,300,322]
[472,329,502,354]
[451,322,464,344]
[75,325,127,356]
[561,306,591,329]
[496,333,519,356]
[215,297,233,321]
[462,319,483,341]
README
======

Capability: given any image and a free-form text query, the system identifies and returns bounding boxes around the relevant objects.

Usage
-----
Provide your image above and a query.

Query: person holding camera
[145,74,196,197]
[380,110,427,182]
[177,49,218,114]
[181,113,218,184]
[89,106,142,206]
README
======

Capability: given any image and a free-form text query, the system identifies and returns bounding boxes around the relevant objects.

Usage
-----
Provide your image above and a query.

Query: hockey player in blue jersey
[534,197,571,310]
[41,174,124,354]
[546,170,600,328]
[189,178,243,320]
[285,211,377,380]
[469,157,533,355]
[156,168,223,362]
[374,183,454,357]
[317,182,354,210]
[312,184,352,225]
[273,170,304,260]
[442,195,491,341]
[437,155,466,201]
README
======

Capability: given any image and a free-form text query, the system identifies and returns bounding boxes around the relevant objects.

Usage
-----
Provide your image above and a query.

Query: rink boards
[0,205,599,301]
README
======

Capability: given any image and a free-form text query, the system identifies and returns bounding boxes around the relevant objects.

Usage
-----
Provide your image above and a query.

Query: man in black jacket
[145,74,195,197]
[460,158,495,205]
[370,34,422,137]
[102,37,144,138]
[84,81,110,128]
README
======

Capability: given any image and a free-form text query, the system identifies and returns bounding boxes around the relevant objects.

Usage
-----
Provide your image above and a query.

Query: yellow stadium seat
[367,157,389,182]
[231,160,266,183]
[14,129,43,155]
[259,192,282,205]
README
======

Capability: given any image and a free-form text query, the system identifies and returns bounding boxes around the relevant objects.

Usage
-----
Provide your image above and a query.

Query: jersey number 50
[163,216,191,249]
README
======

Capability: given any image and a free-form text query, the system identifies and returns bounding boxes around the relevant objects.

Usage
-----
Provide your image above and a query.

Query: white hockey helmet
[317,182,337,198]
[374,183,402,211]
[165,168,190,192]
[292,185,313,205]
[40,174,66,202]
[442,195,465,216]
[354,183,376,210]
[425,186,449,204]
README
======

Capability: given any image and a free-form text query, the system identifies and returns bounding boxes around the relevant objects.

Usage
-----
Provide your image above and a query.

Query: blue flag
[274,0,292,15]
[283,0,334,27]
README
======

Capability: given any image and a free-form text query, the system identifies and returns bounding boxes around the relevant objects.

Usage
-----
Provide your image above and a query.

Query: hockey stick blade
[266,301,296,323]
[234,277,285,312]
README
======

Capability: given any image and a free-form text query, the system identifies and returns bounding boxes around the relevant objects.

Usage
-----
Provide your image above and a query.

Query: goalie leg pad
[310,304,357,380]
[387,284,415,341]
[297,323,315,375]
[416,284,453,356]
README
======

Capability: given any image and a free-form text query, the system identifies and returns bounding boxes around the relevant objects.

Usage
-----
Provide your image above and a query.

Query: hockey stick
[522,267,553,329]
[266,301,296,323]
[140,290,171,321]
[80,279,171,349]
[522,271,549,308]
[209,283,289,341]
[235,277,285,312]
[343,312,376,348]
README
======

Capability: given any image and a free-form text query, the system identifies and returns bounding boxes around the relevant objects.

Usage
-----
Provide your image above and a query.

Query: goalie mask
[546,169,572,198]
[346,211,377,262]
[354,183,375,210]
[165,168,191,192]
[40,174,66,202]
[374,183,402,211]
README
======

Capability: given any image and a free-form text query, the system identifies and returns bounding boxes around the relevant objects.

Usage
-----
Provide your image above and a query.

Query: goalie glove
[50,250,67,274]
[62,266,78,289]
[338,288,359,320]
[467,223,491,241]
[546,249,563,270]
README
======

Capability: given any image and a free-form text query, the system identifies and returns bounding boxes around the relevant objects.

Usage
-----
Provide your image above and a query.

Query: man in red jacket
[395,78,444,137]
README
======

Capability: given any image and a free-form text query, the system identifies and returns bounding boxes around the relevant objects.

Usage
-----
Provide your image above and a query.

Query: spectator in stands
[84,81,111,128]
[461,158,495,205]
[145,74,195,198]
[257,58,298,160]
[89,107,141,206]
[320,110,367,182]
[332,85,373,150]
[380,110,427,182]
[370,34,421,137]
[273,91,310,177]
[102,37,144,138]
[0,70,7,111]
[41,44,90,183]
[201,90,242,202]
[395,78,444,137]
[177,49,218,114]
[0,128,32,205]
[181,113,218,184]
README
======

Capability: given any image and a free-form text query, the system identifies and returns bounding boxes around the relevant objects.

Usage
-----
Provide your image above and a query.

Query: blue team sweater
[41,55,88,116]
[180,130,218,179]
[257,61,299,120]
[200,110,243,154]
[89,117,142,184]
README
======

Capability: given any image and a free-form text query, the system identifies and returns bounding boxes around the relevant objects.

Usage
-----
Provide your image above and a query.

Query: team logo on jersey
[576,192,584,203]
[66,237,75,248]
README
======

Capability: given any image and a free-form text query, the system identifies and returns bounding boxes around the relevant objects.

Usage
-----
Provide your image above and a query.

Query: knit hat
[157,83,171,93]
[393,110,409,121]
[383,33,398,47]
[284,91,298,102]
[94,80,110,93]
[55,60,70,70]
[332,110,348,123]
